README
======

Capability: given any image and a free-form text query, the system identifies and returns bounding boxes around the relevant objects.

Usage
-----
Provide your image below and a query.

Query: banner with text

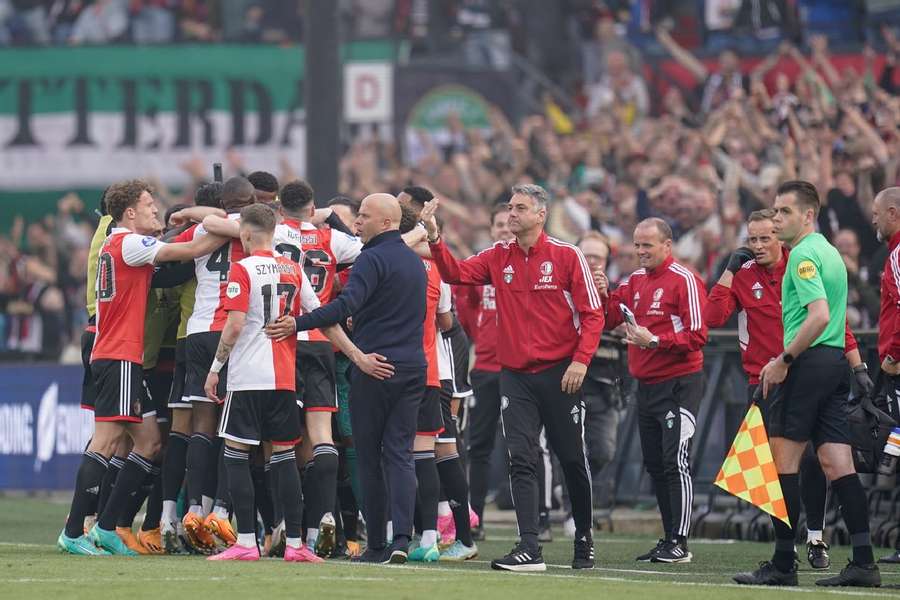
[0,43,393,190]
[0,364,92,490]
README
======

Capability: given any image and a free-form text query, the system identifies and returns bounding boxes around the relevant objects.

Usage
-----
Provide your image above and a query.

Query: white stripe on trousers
[676,408,695,537]
[538,428,552,510]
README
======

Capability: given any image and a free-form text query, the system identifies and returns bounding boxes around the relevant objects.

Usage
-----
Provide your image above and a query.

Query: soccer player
[203,179,364,557]
[421,184,602,572]
[733,181,880,587]
[706,209,871,570]
[58,179,226,556]
[604,218,707,564]
[173,177,255,551]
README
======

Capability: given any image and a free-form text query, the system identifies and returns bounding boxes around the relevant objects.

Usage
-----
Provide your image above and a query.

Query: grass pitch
[2,497,899,599]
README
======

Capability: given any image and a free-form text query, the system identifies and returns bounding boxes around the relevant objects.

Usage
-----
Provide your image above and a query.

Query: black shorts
[91,359,146,423]
[184,332,227,404]
[296,341,337,412]
[168,338,190,409]
[145,348,175,423]
[441,323,474,399]
[218,389,302,446]
[417,385,445,436]
[81,329,97,411]
[768,345,851,448]
[437,381,458,443]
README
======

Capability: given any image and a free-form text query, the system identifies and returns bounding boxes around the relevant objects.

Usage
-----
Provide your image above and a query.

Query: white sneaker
[563,516,576,539]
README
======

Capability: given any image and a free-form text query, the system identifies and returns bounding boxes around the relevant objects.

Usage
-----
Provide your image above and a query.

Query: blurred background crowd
[2,0,900,362]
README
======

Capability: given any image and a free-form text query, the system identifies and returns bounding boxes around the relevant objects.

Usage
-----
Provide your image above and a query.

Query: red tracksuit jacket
[429,232,604,373]
[606,256,707,384]
[456,284,502,373]
[879,230,900,361]
[705,249,858,384]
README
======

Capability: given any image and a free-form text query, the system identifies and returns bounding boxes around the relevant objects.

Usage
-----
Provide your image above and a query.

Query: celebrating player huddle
[58,174,900,588]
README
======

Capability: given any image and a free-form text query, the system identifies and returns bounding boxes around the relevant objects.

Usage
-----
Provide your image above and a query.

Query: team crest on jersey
[141,236,157,247]
[503,265,514,284]
[540,261,553,276]
[752,281,763,300]
[226,282,241,298]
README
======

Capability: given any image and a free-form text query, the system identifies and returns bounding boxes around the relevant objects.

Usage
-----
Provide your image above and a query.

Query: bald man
[872,187,900,565]
[266,193,428,565]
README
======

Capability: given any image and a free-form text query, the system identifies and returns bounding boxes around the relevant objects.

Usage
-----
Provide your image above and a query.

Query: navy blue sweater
[294,230,427,369]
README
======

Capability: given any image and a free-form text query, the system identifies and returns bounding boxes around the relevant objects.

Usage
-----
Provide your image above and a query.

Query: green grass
[1,497,899,599]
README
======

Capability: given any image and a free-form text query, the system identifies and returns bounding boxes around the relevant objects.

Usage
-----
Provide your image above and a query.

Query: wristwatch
[781,352,794,365]
[647,335,659,350]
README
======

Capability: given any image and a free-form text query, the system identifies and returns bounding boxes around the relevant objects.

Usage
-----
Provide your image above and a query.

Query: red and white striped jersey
[223,251,320,392]
[278,218,362,342]
[178,214,247,336]
[91,228,165,364]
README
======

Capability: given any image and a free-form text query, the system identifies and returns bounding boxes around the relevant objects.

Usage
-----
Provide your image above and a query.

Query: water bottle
[876,428,900,488]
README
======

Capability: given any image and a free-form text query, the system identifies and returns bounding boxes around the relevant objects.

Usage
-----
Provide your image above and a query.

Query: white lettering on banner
[0,405,34,455]
[344,62,393,123]
[0,112,307,189]
[54,405,93,456]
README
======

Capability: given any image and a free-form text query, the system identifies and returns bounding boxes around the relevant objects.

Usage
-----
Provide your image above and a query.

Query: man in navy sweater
[266,193,427,564]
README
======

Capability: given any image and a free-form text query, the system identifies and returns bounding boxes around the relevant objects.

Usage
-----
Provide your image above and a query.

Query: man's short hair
[222,176,256,211]
[577,230,610,249]
[636,217,673,241]
[776,180,820,216]
[195,182,223,208]
[328,195,360,213]
[165,203,190,229]
[105,179,153,222]
[240,203,276,233]
[510,183,549,209]
[402,186,434,207]
[876,186,900,208]
[490,202,508,225]
[280,180,315,212]
[247,171,279,194]
[399,204,419,234]
[748,208,776,223]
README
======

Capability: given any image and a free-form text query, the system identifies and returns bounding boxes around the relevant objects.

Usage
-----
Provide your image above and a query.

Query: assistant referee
[422,185,603,572]
[733,180,880,588]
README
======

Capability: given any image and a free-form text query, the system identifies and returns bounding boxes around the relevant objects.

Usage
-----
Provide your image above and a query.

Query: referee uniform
[429,230,603,571]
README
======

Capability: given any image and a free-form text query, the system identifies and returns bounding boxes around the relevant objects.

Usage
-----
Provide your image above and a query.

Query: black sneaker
[733,561,799,586]
[651,540,692,563]
[471,524,485,542]
[351,547,386,563]
[382,539,409,565]
[878,550,900,564]
[807,540,830,570]
[491,543,547,572]
[636,539,666,562]
[816,560,881,587]
[572,535,595,569]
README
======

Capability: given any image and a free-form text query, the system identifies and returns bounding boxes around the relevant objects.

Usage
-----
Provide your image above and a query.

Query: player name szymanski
[253,263,296,276]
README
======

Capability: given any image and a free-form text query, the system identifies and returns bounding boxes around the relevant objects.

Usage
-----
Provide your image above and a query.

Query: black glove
[853,363,875,397]
[725,247,755,274]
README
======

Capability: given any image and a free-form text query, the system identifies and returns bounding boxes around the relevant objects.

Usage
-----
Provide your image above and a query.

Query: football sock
[832,474,875,565]
[64,451,108,538]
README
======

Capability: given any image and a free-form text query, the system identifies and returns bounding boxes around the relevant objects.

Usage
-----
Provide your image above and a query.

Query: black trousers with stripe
[499,360,592,542]
[636,371,703,541]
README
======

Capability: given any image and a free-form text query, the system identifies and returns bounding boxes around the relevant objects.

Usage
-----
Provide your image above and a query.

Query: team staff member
[707,209,872,570]
[869,186,900,565]
[458,204,512,540]
[266,193,426,565]
[733,181,880,588]
[604,218,707,564]
[420,184,603,572]
[58,180,226,556]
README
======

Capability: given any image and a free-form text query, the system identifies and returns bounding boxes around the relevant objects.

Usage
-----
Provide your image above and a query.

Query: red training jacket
[879,231,900,361]
[606,256,707,384]
[456,284,501,373]
[429,232,604,373]
[705,248,858,384]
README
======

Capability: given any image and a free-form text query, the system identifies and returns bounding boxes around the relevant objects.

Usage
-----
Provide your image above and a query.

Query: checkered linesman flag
[714,403,790,526]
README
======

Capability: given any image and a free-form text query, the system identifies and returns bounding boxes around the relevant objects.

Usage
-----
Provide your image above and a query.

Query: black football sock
[414,451,440,544]
[98,452,153,531]
[185,433,212,510]
[436,452,473,546]
[223,447,255,536]
[832,474,875,565]
[64,451,108,538]
[270,450,304,541]
[96,455,124,517]
[770,473,801,572]
[313,443,339,523]
[141,465,163,530]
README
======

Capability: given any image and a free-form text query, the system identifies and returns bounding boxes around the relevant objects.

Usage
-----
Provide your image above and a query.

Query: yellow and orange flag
[714,404,790,526]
